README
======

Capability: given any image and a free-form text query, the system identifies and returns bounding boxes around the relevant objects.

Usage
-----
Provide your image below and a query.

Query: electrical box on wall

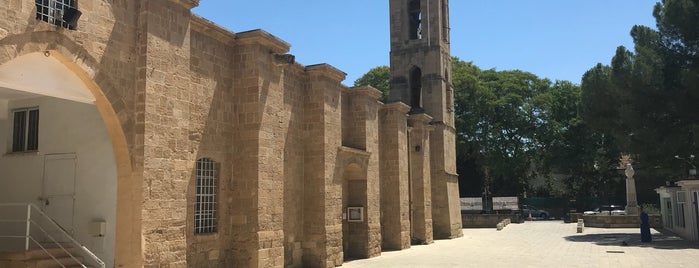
[347,207,364,222]
[88,221,106,237]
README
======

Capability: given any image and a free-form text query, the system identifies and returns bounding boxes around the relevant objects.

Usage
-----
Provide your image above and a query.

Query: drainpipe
[407,126,414,241]
[694,192,699,241]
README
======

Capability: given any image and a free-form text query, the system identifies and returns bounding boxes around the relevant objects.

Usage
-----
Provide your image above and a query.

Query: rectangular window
[195,158,217,234]
[35,0,80,29]
[12,108,39,152]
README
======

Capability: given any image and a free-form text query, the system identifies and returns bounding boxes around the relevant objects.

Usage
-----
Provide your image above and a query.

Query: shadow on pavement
[564,229,699,250]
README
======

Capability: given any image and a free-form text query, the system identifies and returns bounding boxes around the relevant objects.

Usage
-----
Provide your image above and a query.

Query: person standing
[640,207,652,242]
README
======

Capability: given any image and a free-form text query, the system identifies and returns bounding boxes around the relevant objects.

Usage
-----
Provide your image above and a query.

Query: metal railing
[0,203,105,268]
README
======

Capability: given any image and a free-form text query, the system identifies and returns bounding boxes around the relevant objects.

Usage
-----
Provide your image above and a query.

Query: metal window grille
[12,108,39,152]
[675,191,687,227]
[35,0,76,29]
[195,158,217,234]
[677,191,687,204]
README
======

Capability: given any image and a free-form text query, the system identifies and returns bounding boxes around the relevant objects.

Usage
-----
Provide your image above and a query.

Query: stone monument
[624,164,640,215]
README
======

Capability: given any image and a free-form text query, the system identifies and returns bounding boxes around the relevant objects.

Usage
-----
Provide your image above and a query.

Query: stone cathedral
[0,0,461,267]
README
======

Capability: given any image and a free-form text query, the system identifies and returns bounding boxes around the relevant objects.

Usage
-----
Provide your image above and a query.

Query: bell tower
[389,0,462,239]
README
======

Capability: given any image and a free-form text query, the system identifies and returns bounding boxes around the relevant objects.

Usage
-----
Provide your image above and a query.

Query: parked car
[519,205,549,218]
[583,205,626,215]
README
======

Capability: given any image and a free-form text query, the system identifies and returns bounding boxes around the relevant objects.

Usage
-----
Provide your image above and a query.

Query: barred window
[35,0,81,29]
[12,108,39,152]
[195,158,218,234]
[676,191,686,227]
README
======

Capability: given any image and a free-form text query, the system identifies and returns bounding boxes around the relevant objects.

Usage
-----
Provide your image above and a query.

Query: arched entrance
[342,162,369,260]
[0,51,134,268]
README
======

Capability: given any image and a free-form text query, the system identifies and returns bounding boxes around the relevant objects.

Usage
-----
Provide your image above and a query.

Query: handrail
[0,203,105,268]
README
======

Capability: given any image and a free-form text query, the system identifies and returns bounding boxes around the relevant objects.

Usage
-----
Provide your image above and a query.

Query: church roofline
[349,86,383,100]
[236,29,291,54]
[172,0,200,9]
[305,64,347,82]
[191,15,237,45]
[381,102,411,113]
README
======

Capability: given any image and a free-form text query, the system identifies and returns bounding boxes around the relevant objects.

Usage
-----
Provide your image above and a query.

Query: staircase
[0,247,87,268]
[0,203,104,268]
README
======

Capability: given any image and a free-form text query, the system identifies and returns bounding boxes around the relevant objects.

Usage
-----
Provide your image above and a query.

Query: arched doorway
[342,162,368,260]
[0,51,132,268]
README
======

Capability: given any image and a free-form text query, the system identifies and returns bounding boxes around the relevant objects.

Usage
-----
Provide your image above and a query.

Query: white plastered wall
[0,96,117,267]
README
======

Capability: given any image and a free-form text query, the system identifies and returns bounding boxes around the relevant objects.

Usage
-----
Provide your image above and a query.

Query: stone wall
[281,63,307,268]
[580,214,663,229]
[461,214,521,228]
[183,17,237,268]
[0,1,463,267]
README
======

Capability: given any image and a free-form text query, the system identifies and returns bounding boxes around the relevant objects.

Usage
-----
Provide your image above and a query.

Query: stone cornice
[236,29,291,54]
[408,113,435,131]
[380,102,411,114]
[407,113,433,124]
[305,64,347,82]
[349,86,382,100]
[338,146,371,158]
[172,0,200,9]
[190,15,236,45]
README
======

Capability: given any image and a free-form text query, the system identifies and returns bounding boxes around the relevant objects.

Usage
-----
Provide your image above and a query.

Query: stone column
[346,86,383,258]
[303,64,346,267]
[232,30,292,268]
[407,113,434,245]
[379,102,412,250]
[430,123,464,239]
[625,164,639,215]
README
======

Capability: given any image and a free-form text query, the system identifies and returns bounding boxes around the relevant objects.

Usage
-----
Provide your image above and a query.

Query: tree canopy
[355,57,613,201]
[353,66,390,102]
[452,58,614,198]
[581,0,699,176]
[352,1,696,206]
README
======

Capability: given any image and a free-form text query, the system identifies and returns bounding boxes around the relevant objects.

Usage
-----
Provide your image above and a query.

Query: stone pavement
[341,221,699,268]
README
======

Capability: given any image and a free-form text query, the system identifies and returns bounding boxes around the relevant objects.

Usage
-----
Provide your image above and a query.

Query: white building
[655,180,699,242]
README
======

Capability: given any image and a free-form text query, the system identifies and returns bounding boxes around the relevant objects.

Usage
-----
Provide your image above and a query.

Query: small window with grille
[194,158,218,234]
[35,0,81,29]
[12,108,40,152]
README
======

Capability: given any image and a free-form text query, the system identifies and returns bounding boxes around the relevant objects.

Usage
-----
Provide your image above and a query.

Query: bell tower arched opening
[409,66,423,112]
[408,0,422,40]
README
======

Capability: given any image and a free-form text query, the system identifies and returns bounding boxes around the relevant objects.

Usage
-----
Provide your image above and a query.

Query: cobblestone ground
[341,221,699,268]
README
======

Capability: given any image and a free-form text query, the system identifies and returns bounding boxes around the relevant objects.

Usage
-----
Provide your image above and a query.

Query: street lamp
[674,154,696,179]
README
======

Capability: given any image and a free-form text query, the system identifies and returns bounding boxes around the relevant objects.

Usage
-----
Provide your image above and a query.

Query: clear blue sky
[193,1,658,85]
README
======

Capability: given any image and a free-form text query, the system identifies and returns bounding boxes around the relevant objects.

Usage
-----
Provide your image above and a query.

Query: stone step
[33,255,84,268]
[0,247,74,261]
[0,248,87,268]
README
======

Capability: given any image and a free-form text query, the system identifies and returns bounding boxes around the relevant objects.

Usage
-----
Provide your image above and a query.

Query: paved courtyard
[341,221,699,268]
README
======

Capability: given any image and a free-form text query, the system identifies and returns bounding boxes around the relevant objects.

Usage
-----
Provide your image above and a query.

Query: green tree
[356,58,614,201]
[581,0,699,178]
[453,58,555,196]
[354,66,390,102]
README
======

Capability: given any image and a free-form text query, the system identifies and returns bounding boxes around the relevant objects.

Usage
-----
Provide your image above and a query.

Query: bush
[640,203,660,215]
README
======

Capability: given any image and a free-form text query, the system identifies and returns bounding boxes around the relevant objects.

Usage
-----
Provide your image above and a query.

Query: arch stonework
[0,42,141,267]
